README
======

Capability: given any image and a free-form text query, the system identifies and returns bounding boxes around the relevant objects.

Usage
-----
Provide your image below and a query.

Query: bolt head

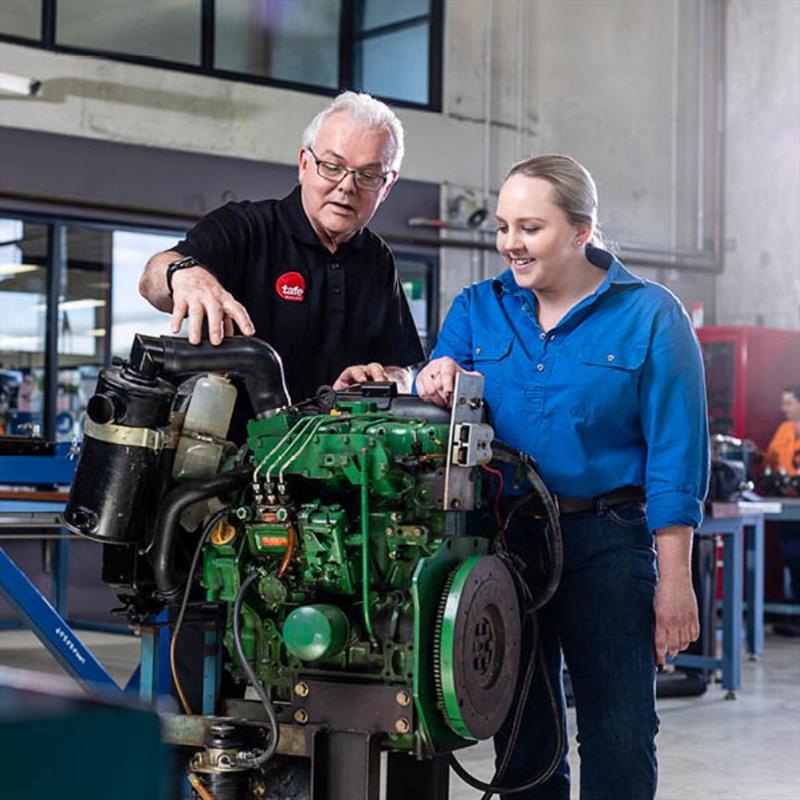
[395,690,411,707]
[394,717,411,734]
[294,709,309,724]
[294,681,309,698]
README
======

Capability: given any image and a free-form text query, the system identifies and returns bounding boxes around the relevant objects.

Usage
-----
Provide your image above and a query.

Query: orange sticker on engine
[261,536,289,548]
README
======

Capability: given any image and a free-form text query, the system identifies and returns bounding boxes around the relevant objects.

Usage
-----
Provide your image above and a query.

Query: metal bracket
[83,418,178,451]
[443,373,487,511]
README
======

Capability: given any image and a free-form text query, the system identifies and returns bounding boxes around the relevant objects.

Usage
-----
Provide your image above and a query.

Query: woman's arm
[654,524,700,665]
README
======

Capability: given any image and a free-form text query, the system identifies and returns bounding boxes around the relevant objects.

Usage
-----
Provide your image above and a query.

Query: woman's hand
[654,525,700,665]
[415,356,465,408]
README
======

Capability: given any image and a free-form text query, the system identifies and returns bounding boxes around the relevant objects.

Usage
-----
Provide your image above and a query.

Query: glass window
[110,230,178,358]
[56,227,111,441]
[395,255,436,353]
[353,0,431,104]
[56,0,201,65]
[56,227,179,440]
[361,0,429,30]
[0,218,49,437]
[0,0,42,39]
[215,0,341,88]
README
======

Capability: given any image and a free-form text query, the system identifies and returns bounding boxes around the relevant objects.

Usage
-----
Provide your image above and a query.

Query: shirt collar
[492,245,645,296]
[282,185,368,253]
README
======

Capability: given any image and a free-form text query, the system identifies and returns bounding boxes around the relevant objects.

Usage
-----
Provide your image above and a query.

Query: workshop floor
[1,629,798,800]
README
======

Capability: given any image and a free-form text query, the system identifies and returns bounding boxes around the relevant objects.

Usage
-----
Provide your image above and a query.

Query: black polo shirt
[173,186,425,402]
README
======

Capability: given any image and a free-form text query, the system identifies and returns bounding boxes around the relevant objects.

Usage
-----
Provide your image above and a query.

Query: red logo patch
[275,271,306,302]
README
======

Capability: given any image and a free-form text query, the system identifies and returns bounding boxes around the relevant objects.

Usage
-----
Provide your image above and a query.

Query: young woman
[416,155,709,799]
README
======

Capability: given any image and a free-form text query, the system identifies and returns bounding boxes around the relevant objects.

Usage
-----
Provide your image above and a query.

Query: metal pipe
[481,0,494,282]
[516,0,526,161]
[696,0,707,251]
[359,453,378,646]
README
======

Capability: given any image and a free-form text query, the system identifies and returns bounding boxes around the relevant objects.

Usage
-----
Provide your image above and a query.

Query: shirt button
[332,287,341,294]
[330,262,340,270]
[539,332,546,340]
[607,354,615,362]
[549,334,556,341]
[536,363,544,372]
[475,347,482,355]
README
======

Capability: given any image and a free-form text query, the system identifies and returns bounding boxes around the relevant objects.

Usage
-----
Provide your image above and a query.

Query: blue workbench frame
[0,546,122,694]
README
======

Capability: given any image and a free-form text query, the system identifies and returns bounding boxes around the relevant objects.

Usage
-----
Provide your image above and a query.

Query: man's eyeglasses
[306,148,392,192]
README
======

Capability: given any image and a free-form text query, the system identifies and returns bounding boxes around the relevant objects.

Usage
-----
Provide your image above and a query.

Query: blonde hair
[505,154,604,247]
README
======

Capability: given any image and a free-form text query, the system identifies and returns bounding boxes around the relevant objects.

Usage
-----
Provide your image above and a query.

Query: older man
[139,91,424,402]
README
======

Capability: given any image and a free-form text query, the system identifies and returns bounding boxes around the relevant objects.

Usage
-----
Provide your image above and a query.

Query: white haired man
[139,91,424,401]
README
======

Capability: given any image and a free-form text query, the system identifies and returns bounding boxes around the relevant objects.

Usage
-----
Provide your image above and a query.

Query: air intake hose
[129,334,291,415]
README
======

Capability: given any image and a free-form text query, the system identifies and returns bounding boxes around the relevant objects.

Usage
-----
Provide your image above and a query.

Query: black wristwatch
[166,256,202,297]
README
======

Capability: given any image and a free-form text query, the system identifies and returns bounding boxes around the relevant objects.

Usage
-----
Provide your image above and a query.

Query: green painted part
[247,412,449,497]
[298,502,355,594]
[439,556,484,739]
[283,604,350,661]
[202,403,489,755]
[359,452,378,645]
[411,537,488,755]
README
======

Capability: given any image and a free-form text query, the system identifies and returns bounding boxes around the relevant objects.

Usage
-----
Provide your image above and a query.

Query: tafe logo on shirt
[275,271,306,302]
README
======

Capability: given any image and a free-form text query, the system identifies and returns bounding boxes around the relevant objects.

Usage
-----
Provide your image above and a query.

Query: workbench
[672,502,770,698]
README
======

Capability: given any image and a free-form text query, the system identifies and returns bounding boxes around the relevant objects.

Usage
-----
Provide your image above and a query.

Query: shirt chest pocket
[472,336,513,415]
[573,342,647,422]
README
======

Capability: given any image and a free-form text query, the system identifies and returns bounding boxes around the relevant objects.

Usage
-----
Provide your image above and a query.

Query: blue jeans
[495,501,659,800]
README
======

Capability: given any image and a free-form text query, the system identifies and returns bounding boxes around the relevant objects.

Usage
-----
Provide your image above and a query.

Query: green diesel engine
[206,393,520,755]
[63,336,555,800]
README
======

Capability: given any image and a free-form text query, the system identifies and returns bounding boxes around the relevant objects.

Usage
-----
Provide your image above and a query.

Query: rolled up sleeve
[639,305,709,530]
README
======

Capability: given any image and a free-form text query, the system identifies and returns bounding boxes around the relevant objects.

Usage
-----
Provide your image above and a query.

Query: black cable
[232,569,281,766]
[171,506,231,713]
[493,442,563,610]
[450,440,566,798]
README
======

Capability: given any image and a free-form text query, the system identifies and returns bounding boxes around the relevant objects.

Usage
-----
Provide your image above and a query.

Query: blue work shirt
[429,246,709,531]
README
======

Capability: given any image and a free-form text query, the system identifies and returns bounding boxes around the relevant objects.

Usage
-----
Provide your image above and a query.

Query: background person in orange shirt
[766,385,800,475]
[765,385,800,636]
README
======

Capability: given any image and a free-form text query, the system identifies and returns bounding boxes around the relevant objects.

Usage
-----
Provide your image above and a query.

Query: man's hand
[415,356,465,408]
[654,525,700,666]
[170,267,255,345]
[333,363,412,393]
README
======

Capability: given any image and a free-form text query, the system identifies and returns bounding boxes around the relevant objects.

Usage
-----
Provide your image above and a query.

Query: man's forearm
[139,250,183,312]
[655,524,693,579]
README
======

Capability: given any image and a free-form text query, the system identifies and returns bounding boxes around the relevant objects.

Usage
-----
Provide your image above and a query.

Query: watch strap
[166,256,202,297]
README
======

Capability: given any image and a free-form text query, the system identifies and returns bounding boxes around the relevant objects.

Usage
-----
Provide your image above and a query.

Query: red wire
[480,463,505,540]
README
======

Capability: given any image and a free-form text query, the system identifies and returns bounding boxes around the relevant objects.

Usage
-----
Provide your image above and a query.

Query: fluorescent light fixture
[0,72,42,96]
[0,335,43,349]
[34,298,107,312]
[86,328,107,337]
[0,264,40,277]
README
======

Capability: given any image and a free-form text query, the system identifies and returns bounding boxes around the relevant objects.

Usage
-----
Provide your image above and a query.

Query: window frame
[0,210,186,442]
[0,0,443,111]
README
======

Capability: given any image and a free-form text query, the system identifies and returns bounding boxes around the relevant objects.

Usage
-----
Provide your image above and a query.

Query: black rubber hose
[129,334,292,415]
[233,569,281,766]
[152,468,250,599]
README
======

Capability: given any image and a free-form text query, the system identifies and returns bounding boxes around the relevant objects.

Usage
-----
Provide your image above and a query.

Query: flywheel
[433,555,522,740]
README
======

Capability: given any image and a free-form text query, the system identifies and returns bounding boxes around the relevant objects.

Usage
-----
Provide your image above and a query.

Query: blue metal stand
[0,546,122,695]
[742,513,765,656]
